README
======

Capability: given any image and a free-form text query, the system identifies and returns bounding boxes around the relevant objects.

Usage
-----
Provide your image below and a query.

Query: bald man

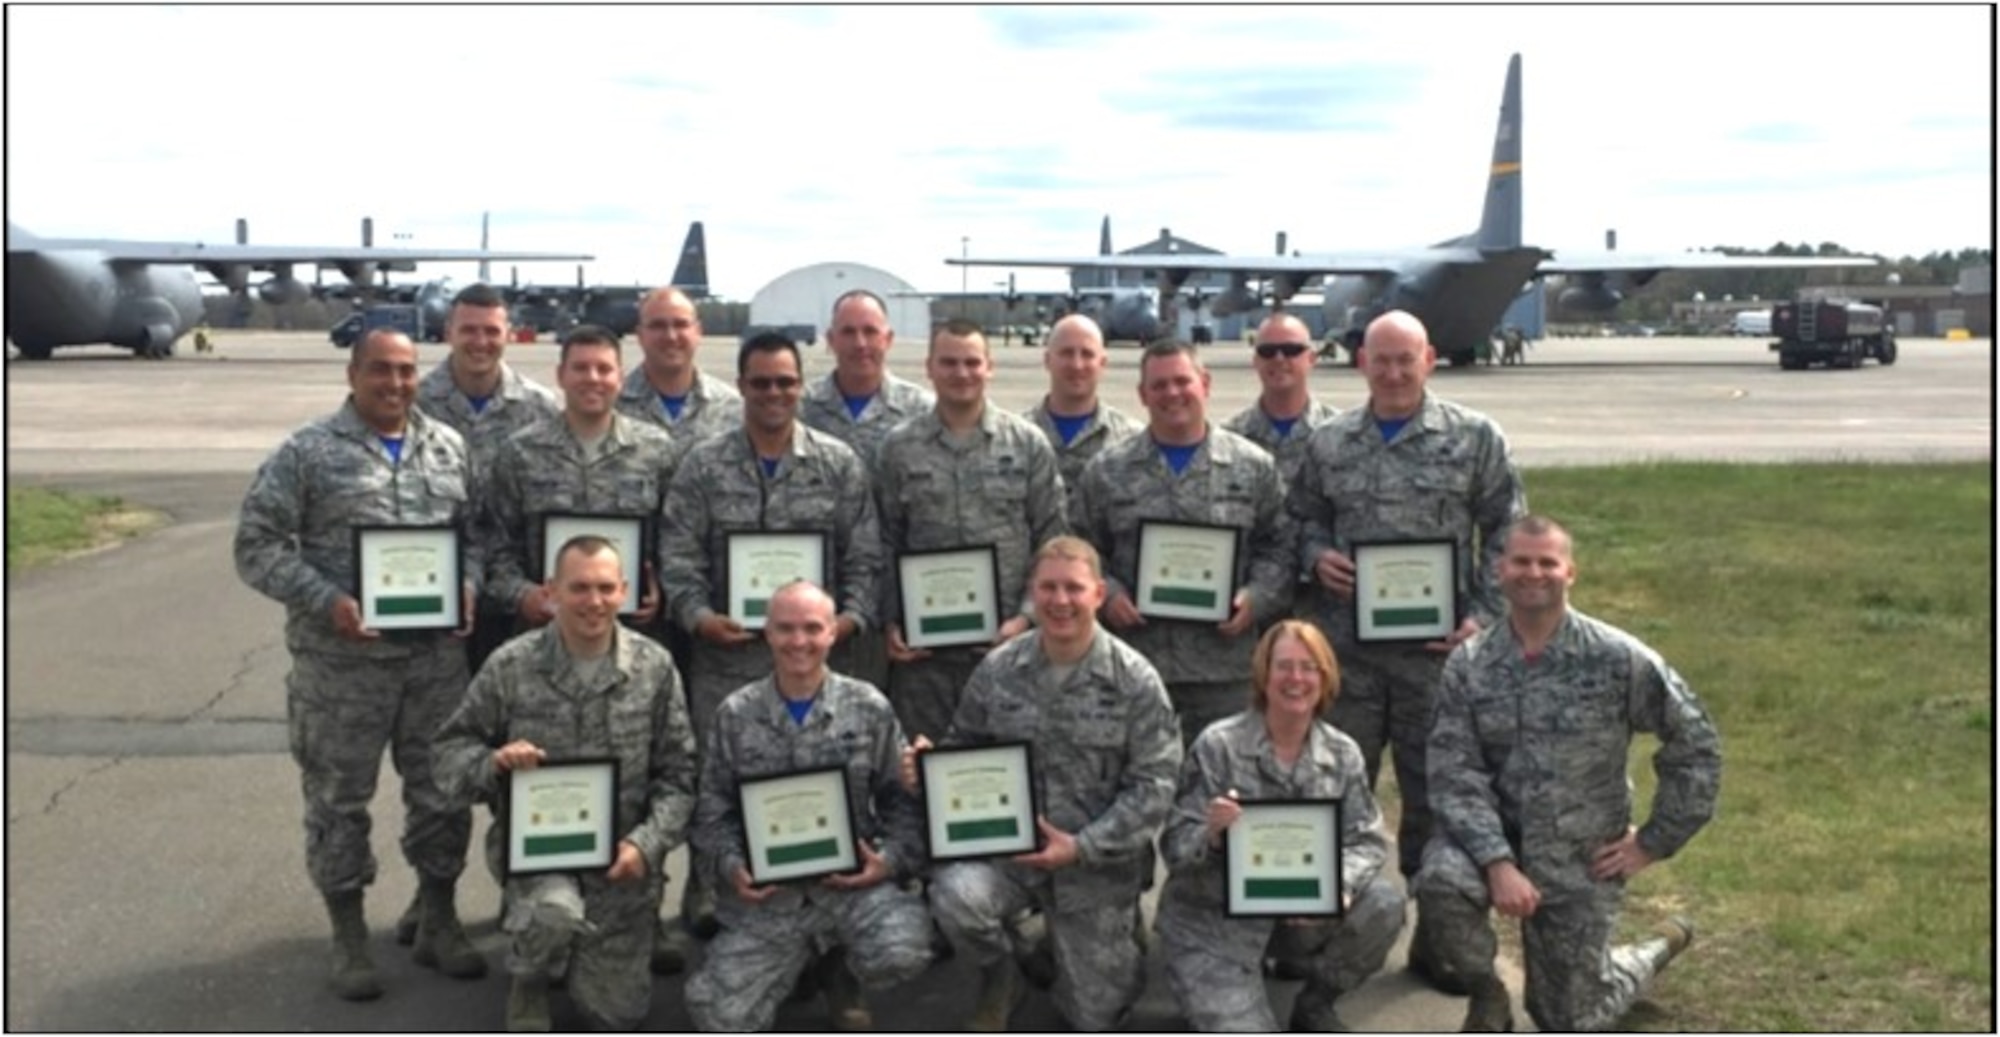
[1287,309,1527,990]
[1022,314,1144,499]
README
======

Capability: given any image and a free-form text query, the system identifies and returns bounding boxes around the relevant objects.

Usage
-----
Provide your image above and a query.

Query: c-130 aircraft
[4,216,589,359]
[951,53,1875,366]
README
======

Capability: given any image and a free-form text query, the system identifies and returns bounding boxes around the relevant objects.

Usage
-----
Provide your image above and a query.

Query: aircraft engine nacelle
[1208,272,1258,318]
[1557,282,1624,312]
[258,276,311,305]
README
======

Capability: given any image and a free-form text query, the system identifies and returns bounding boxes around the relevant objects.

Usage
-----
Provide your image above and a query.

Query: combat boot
[393,891,422,946]
[322,891,384,1002]
[817,948,873,1031]
[1460,975,1514,1033]
[967,957,1023,1032]
[412,876,489,979]
[1406,911,1470,995]
[651,914,689,975]
[506,975,552,1033]
[1288,981,1351,1032]
[1655,915,1696,971]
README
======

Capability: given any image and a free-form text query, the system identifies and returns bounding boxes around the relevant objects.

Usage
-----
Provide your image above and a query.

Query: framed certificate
[739,765,859,885]
[919,742,1041,860]
[1352,539,1459,643]
[539,513,648,616]
[506,757,619,877]
[899,546,1001,649]
[353,524,462,631]
[1135,520,1241,622]
[725,531,830,630]
[1224,798,1344,918]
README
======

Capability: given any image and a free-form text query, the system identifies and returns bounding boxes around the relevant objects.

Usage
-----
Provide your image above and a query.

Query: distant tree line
[1616,244,1993,321]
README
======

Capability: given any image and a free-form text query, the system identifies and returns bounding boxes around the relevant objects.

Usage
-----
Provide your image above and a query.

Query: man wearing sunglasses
[659,331,883,747]
[659,331,885,982]
[1288,309,1527,993]
[617,286,742,455]
[1225,312,1341,489]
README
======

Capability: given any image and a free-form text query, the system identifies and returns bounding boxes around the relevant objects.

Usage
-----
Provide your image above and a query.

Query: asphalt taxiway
[4,332,1989,1030]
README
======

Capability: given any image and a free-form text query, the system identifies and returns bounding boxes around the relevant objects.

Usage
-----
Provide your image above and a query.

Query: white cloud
[7,5,1989,298]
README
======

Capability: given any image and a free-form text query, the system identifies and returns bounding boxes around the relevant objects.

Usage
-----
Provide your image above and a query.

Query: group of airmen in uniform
[236,280,1722,1032]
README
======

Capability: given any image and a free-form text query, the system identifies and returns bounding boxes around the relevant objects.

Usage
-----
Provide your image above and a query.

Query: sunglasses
[745,375,801,392]
[1254,342,1311,360]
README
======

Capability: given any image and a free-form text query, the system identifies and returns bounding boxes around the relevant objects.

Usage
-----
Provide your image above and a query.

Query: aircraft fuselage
[5,248,204,357]
[1322,248,1546,363]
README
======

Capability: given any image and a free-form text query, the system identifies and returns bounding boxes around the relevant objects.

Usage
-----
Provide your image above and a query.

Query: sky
[6,5,1992,297]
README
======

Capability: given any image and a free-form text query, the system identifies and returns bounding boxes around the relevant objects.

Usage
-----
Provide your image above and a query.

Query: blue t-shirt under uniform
[1156,439,1202,476]
[1050,410,1095,447]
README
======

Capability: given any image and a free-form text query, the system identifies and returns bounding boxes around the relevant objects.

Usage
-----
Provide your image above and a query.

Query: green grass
[1520,462,1993,1031]
[5,486,151,569]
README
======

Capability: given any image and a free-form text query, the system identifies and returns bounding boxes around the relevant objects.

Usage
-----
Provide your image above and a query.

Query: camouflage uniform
[415,359,561,483]
[234,400,480,894]
[1416,609,1721,1032]
[1227,398,1341,625]
[877,403,1069,741]
[657,425,883,744]
[1223,397,1340,490]
[1287,392,1525,880]
[685,673,933,1031]
[1021,397,1145,505]
[481,412,680,620]
[1155,711,1405,1031]
[1072,425,1298,747]
[431,625,698,1030]
[801,371,934,691]
[929,628,1182,1031]
[799,370,936,476]
[417,358,561,672]
[614,365,742,463]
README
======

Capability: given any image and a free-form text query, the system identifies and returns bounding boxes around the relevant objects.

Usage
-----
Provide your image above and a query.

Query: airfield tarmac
[3,332,1991,1031]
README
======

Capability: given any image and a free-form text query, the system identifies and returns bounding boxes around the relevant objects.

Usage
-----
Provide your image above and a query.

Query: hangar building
[748,262,929,346]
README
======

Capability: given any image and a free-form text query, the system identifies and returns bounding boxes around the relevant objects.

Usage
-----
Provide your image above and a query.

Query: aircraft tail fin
[671,221,709,298]
[1476,53,1523,250]
[479,212,491,284]
[1073,215,1114,293]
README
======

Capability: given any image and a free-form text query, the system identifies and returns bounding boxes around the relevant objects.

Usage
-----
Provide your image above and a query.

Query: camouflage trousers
[285,647,471,893]
[931,861,1145,1031]
[507,872,662,1030]
[1415,836,1676,1032]
[1326,646,1444,880]
[1168,679,1254,751]
[886,648,982,745]
[1157,871,1406,1031]
[685,880,932,1031]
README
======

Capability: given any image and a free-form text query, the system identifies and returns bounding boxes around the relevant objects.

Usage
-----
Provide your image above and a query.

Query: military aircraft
[505,221,710,337]
[5,217,590,359]
[950,53,1877,366]
[901,217,1172,342]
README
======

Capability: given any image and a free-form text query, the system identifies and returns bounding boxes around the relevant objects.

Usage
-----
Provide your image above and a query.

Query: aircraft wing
[950,251,1482,277]
[19,236,589,266]
[1538,251,1876,276]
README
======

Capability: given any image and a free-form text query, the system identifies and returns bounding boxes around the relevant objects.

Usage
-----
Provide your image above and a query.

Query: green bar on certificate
[767,839,840,866]
[745,599,768,619]
[1372,607,1441,626]
[1245,877,1322,899]
[523,833,597,857]
[377,596,446,616]
[1150,586,1218,609]
[947,818,1021,841]
[920,613,987,635]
